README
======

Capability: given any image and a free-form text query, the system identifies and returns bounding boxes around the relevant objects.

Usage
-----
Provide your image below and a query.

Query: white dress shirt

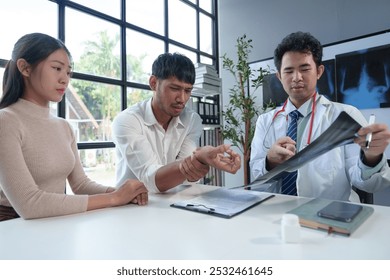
[250,95,390,201]
[112,99,203,192]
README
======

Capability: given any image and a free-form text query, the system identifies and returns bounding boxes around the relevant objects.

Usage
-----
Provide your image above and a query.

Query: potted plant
[221,34,274,185]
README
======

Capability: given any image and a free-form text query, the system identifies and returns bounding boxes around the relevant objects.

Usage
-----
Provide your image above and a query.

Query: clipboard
[170,188,274,218]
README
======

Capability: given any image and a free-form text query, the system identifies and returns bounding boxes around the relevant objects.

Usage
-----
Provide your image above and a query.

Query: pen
[186,204,215,212]
[365,114,375,149]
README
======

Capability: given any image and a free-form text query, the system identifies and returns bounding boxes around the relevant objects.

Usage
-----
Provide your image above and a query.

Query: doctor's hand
[266,136,297,170]
[193,144,241,174]
[354,123,390,167]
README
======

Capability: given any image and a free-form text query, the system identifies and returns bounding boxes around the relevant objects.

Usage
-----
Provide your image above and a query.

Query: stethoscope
[264,92,318,149]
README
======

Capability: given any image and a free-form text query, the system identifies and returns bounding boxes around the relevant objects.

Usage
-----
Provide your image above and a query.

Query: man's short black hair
[152,52,196,84]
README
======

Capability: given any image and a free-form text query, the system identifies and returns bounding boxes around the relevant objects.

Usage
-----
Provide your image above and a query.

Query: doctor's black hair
[273,31,323,72]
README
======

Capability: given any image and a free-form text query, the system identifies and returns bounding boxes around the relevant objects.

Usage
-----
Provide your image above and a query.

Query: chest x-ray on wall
[257,49,390,110]
[250,31,390,158]
[252,33,390,111]
[336,44,390,109]
[260,59,336,108]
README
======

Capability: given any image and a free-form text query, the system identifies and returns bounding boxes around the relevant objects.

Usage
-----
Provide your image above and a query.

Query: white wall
[218,0,390,203]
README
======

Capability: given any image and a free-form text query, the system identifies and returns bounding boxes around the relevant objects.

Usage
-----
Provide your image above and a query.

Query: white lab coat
[250,95,390,202]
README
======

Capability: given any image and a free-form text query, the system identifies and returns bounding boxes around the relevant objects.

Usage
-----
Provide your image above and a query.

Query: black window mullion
[57,1,66,118]
[164,0,169,53]
[50,0,218,151]
[120,0,127,111]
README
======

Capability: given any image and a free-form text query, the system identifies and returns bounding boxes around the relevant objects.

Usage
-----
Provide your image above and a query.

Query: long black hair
[0,33,72,109]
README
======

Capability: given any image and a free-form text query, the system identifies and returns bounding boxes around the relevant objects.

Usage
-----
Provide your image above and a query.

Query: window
[126,0,164,35]
[0,0,57,59]
[0,0,219,187]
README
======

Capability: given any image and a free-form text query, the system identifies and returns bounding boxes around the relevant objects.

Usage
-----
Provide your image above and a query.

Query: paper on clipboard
[170,188,274,218]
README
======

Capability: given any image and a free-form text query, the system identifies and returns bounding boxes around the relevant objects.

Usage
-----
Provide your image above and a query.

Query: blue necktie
[281,110,302,196]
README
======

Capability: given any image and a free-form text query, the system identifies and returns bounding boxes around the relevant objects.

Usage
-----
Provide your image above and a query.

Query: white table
[0,184,389,260]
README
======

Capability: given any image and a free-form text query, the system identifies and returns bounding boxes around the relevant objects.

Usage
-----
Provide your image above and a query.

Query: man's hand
[354,123,390,166]
[179,155,210,182]
[266,136,296,170]
[193,144,241,174]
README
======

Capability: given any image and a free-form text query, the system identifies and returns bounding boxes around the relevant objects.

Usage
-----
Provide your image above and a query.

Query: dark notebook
[287,198,374,236]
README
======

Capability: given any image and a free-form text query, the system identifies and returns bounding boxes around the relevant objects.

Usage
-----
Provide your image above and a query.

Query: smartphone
[317,201,363,223]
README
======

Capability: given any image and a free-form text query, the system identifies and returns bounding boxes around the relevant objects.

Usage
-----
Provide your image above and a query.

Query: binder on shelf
[287,198,374,236]
[171,188,274,218]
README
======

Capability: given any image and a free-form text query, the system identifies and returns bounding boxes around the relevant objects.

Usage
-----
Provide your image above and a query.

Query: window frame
[50,0,219,150]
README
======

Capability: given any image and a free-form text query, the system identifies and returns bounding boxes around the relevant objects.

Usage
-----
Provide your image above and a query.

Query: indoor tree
[221,34,274,185]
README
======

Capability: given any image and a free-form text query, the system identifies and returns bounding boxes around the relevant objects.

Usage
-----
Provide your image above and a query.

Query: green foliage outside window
[71,30,151,142]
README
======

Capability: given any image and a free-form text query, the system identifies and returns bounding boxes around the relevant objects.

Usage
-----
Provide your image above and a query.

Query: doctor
[250,31,390,201]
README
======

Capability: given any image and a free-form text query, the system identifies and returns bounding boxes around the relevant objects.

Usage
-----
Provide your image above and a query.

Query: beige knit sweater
[0,98,109,219]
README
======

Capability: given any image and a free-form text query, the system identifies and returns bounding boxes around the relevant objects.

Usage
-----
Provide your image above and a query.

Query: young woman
[0,33,148,221]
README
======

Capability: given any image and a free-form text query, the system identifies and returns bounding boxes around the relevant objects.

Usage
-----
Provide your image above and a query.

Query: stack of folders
[287,198,374,236]
[194,63,222,93]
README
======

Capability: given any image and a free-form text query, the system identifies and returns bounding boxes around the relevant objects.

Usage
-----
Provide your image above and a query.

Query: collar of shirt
[285,93,320,118]
[285,93,321,148]
[144,98,184,129]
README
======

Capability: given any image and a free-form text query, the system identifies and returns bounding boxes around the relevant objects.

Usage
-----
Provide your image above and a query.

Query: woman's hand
[87,179,148,211]
[114,179,148,206]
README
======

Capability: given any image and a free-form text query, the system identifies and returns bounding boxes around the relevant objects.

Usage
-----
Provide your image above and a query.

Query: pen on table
[186,204,215,212]
[365,114,375,149]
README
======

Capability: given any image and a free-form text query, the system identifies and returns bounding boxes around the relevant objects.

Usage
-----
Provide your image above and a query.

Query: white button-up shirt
[112,99,203,192]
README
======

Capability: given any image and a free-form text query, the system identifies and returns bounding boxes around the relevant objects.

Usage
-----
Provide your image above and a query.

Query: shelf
[202,124,221,130]
[191,87,221,98]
